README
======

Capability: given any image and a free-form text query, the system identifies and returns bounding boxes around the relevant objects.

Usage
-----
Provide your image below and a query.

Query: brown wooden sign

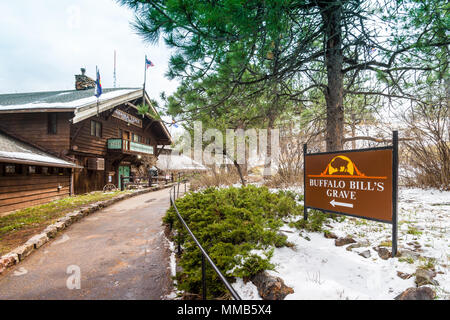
[112,109,143,128]
[305,148,393,222]
[303,132,399,257]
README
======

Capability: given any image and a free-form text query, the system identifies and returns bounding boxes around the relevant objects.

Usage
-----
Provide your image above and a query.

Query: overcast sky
[0,0,179,105]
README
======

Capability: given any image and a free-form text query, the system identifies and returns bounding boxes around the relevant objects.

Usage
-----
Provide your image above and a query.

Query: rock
[43,225,58,238]
[359,250,371,258]
[397,271,412,280]
[377,247,391,260]
[103,199,115,207]
[394,287,436,300]
[335,237,356,247]
[415,268,438,287]
[26,233,49,249]
[251,272,294,300]
[67,211,83,222]
[0,253,19,268]
[53,221,66,232]
[80,207,92,215]
[399,249,421,260]
[0,253,19,274]
[346,241,370,251]
[12,243,34,261]
[324,231,338,239]
[57,216,72,227]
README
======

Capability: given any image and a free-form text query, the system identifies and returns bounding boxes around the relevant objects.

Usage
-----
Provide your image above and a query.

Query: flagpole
[96,65,99,116]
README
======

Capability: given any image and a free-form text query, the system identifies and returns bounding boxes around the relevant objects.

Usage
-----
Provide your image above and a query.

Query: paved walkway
[0,187,175,299]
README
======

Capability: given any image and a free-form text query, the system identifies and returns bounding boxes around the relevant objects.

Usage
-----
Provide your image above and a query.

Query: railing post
[120,176,124,191]
[177,235,181,255]
[202,254,207,300]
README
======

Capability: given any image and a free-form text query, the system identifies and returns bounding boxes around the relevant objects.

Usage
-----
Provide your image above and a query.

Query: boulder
[397,271,412,280]
[53,221,66,232]
[12,243,34,261]
[377,247,391,260]
[0,253,19,274]
[43,225,58,238]
[415,268,438,287]
[80,207,92,215]
[359,250,371,259]
[346,241,370,251]
[0,253,19,267]
[399,249,421,260]
[58,216,72,227]
[251,272,294,300]
[335,236,356,247]
[26,233,49,249]
[394,287,436,300]
[67,211,83,222]
[324,231,338,239]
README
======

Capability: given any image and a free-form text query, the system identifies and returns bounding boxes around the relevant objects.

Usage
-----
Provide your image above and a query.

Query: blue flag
[95,67,102,98]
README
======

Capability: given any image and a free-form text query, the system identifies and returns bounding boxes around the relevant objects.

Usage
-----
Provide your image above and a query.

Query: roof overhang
[0,156,82,168]
[0,108,76,114]
[71,89,172,144]
[71,89,144,123]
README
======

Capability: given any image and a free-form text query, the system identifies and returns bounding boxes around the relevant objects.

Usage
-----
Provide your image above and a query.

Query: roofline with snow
[0,156,81,168]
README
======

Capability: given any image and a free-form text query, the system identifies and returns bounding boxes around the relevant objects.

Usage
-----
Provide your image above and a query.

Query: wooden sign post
[304,131,398,257]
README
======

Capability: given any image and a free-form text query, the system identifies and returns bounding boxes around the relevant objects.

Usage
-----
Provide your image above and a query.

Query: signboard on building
[303,131,398,256]
[112,109,143,128]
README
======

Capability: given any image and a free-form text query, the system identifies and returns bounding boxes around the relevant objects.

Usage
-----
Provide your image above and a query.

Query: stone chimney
[75,68,95,90]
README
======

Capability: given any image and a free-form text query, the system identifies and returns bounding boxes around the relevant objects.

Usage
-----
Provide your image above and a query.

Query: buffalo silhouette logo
[320,155,364,177]
[307,154,388,180]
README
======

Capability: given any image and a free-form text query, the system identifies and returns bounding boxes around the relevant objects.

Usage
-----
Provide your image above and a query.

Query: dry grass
[0,190,129,256]
[189,169,241,191]
[263,172,303,188]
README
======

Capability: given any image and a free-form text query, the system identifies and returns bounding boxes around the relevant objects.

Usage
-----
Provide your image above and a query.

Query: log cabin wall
[70,104,159,194]
[0,164,70,214]
[70,105,158,157]
[0,112,72,157]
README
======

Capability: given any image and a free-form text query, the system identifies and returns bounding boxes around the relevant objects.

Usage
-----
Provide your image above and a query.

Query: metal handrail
[170,184,242,300]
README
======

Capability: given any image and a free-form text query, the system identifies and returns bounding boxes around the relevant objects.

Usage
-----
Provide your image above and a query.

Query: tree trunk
[264,115,275,177]
[233,159,246,186]
[351,113,356,149]
[320,1,344,152]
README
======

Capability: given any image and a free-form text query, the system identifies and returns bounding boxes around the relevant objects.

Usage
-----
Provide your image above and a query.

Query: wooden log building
[0,69,172,214]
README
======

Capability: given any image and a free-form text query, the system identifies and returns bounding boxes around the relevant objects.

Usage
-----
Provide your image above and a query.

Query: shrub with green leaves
[289,209,342,232]
[164,185,303,298]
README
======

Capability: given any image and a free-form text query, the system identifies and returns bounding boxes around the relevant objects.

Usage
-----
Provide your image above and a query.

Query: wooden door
[122,130,130,150]
[118,166,130,189]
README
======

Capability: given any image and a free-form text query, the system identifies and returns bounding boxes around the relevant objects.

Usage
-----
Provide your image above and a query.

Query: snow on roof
[0,88,140,112]
[0,131,80,168]
[157,154,208,171]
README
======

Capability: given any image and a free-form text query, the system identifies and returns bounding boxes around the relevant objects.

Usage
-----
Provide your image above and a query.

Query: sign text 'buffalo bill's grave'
[303,131,399,256]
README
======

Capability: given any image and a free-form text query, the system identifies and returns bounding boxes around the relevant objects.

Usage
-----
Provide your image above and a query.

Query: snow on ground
[162,230,183,300]
[233,187,449,300]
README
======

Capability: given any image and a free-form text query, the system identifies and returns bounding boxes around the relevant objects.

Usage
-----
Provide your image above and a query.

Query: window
[90,120,102,138]
[42,167,49,175]
[132,133,141,143]
[28,166,36,174]
[5,165,15,174]
[48,113,57,134]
